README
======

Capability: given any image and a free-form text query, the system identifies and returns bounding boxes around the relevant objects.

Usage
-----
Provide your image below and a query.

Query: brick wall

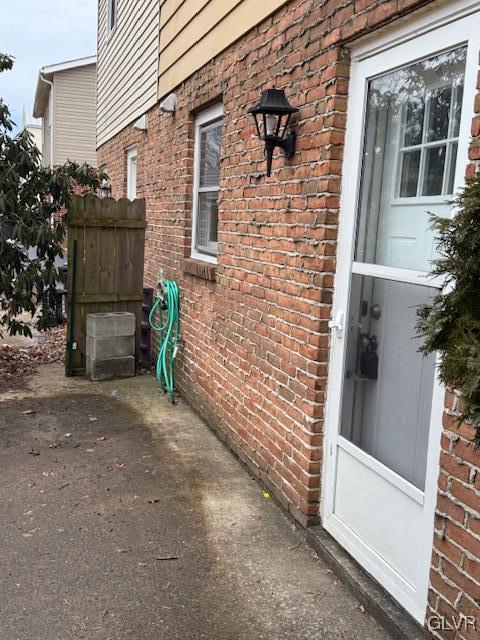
[427,392,480,640]
[98,0,479,633]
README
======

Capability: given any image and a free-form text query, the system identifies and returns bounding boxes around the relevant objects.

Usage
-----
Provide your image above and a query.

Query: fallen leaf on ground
[85,448,94,453]
[262,491,270,499]
[113,545,127,554]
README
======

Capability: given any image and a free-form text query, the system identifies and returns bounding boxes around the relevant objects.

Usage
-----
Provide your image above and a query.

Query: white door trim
[322,1,480,623]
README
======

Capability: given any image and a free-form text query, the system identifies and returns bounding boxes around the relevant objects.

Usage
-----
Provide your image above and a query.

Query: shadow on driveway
[0,370,391,639]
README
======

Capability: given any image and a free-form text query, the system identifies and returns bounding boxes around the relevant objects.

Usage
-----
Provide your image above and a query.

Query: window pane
[422,145,446,196]
[404,97,424,147]
[200,124,222,188]
[399,150,421,197]
[447,142,458,195]
[196,192,218,252]
[452,84,463,137]
[426,86,451,142]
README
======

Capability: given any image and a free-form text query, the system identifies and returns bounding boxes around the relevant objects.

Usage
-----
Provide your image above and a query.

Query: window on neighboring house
[127,147,137,200]
[107,0,116,36]
[192,104,223,262]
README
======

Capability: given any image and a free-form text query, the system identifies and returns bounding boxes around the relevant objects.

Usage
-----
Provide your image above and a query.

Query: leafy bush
[0,54,106,337]
[417,172,480,447]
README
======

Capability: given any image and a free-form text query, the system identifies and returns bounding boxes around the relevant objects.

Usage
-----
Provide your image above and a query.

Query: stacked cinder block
[86,312,135,381]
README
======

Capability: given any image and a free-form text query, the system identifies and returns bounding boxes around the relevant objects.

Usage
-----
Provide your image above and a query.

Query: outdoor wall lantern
[249,88,298,176]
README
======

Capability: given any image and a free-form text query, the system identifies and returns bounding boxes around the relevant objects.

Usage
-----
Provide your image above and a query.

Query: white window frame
[106,0,116,39]
[191,103,223,264]
[394,78,464,201]
[126,146,137,201]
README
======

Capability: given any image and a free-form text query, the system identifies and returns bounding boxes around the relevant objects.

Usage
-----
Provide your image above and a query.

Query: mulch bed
[0,325,66,390]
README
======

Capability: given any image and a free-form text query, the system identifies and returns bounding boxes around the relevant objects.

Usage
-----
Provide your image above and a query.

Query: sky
[0,0,97,132]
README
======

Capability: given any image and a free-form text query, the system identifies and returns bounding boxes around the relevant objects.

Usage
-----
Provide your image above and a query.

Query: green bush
[417,172,480,447]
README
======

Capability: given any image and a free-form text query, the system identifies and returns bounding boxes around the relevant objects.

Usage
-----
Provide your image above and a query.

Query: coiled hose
[148,279,180,403]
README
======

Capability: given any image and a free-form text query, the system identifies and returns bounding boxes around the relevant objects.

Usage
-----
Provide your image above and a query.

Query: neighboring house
[97,1,480,636]
[22,107,42,151]
[33,56,97,168]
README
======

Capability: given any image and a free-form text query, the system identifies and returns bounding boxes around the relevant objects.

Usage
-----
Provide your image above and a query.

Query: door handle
[328,311,344,338]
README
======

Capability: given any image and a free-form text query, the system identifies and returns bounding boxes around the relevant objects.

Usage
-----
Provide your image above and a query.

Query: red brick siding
[427,392,480,640]
[98,0,480,633]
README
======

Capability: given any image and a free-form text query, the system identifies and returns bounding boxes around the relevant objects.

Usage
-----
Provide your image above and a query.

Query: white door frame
[322,0,480,623]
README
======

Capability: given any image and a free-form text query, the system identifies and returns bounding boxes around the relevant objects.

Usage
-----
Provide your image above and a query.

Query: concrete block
[86,335,135,360]
[86,312,136,338]
[87,355,135,381]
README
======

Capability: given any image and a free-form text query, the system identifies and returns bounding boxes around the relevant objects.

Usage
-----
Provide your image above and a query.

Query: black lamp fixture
[249,88,298,176]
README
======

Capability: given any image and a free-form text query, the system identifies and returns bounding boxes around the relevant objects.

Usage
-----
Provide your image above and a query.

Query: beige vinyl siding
[97,0,160,148]
[158,0,290,98]
[53,64,97,167]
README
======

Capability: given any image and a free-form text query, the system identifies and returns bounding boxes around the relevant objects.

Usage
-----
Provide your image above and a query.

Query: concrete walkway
[0,365,391,640]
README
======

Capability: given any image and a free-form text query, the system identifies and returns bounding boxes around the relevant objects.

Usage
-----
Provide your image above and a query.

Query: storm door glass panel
[341,47,467,491]
[355,47,466,272]
[340,275,437,490]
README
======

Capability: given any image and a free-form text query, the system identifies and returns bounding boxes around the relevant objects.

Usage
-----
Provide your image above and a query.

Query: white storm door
[322,5,479,624]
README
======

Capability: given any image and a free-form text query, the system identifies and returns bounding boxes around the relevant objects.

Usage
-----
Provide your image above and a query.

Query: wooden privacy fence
[66,195,147,376]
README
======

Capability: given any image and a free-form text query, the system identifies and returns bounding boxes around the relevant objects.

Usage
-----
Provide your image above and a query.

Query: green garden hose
[148,279,180,402]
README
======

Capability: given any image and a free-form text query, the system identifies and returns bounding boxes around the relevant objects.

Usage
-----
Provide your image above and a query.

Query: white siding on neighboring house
[26,125,42,151]
[54,64,97,166]
[97,0,160,148]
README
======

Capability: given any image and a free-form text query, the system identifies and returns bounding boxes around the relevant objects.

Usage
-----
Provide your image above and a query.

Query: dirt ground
[0,359,392,640]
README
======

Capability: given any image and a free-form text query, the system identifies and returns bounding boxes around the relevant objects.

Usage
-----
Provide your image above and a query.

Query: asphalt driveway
[0,364,391,640]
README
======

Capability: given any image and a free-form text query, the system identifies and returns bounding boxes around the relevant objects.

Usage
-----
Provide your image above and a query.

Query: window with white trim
[396,49,465,199]
[107,0,116,36]
[126,147,137,200]
[192,104,223,261]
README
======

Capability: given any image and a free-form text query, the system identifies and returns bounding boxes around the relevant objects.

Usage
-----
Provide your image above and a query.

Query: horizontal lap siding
[53,65,97,167]
[97,0,159,148]
[158,0,290,99]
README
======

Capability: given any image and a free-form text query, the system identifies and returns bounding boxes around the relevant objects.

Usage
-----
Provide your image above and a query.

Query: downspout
[39,72,54,166]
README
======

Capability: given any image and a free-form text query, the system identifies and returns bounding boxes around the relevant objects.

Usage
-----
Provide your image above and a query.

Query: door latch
[328,311,344,338]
